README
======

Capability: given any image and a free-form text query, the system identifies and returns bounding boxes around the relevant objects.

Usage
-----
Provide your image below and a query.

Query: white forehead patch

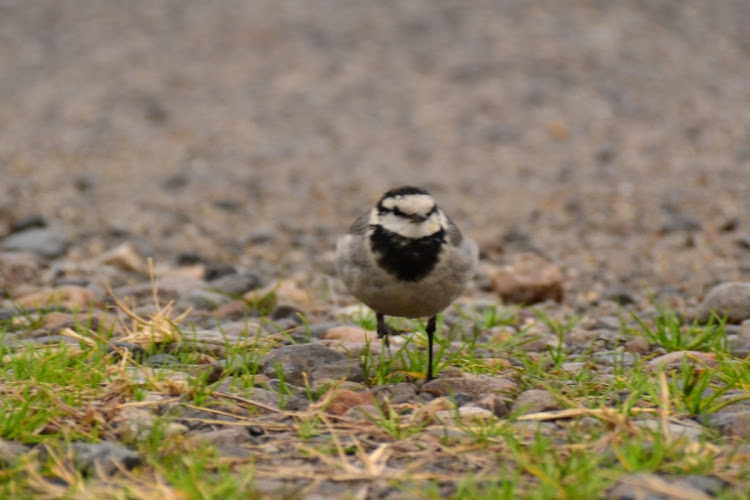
[381,194,435,215]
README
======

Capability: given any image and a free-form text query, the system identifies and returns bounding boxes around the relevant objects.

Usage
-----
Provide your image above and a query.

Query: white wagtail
[336,186,478,381]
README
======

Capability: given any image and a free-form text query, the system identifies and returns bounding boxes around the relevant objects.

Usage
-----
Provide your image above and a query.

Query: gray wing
[337,213,373,280]
[444,215,464,247]
[348,213,370,235]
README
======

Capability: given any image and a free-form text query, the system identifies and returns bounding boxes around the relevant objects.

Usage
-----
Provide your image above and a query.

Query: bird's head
[370,186,447,239]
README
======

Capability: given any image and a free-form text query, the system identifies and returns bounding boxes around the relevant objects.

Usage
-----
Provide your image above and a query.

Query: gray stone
[203,263,236,281]
[265,378,303,395]
[372,383,419,405]
[179,289,232,310]
[0,228,70,258]
[561,361,587,372]
[311,358,365,383]
[0,439,28,465]
[623,336,650,355]
[491,253,564,304]
[589,316,623,330]
[260,343,356,385]
[421,375,517,400]
[180,329,242,345]
[434,406,495,424]
[208,271,263,296]
[703,404,750,437]
[305,322,345,339]
[253,478,296,498]
[271,303,306,321]
[739,319,750,339]
[288,327,315,343]
[243,388,282,412]
[212,321,262,338]
[676,475,728,496]
[177,406,245,430]
[344,404,379,420]
[246,227,276,244]
[0,252,43,290]
[645,351,717,370]
[607,472,725,500]
[735,234,750,250]
[564,327,604,347]
[263,317,301,334]
[214,445,253,458]
[661,213,701,233]
[469,393,511,418]
[636,419,704,441]
[190,427,255,447]
[727,334,750,358]
[285,396,312,411]
[70,442,141,476]
[594,351,640,367]
[693,281,750,323]
[211,382,280,413]
[9,215,46,232]
[517,333,563,352]
[113,408,155,441]
[511,389,561,414]
[604,287,637,305]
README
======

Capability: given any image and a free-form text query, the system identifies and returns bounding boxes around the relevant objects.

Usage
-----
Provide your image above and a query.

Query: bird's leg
[426,316,437,381]
[376,312,391,352]
[377,313,408,355]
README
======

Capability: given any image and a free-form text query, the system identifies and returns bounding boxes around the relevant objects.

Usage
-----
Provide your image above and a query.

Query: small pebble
[69,442,141,476]
[511,389,561,414]
[0,228,70,258]
[491,253,564,304]
[323,389,375,416]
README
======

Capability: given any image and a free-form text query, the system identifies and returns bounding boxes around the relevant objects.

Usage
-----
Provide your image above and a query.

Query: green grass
[629,300,729,352]
[0,297,749,499]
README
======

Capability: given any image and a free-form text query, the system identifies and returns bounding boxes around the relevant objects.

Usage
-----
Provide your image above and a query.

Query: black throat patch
[369,225,445,282]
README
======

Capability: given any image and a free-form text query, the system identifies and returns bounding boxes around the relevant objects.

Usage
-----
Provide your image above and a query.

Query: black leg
[426,316,436,381]
[376,312,390,351]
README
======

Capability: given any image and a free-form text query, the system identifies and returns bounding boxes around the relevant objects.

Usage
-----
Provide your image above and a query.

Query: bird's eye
[392,207,407,217]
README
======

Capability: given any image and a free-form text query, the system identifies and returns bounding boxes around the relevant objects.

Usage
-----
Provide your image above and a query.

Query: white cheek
[369,209,380,225]
[380,213,442,238]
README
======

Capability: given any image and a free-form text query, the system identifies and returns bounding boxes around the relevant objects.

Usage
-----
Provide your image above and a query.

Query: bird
[336,185,478,381]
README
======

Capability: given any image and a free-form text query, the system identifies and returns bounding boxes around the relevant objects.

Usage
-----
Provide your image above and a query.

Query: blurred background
[1,0,749,297]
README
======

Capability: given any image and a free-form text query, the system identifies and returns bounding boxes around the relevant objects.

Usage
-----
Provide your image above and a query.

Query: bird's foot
[376,323,406,339]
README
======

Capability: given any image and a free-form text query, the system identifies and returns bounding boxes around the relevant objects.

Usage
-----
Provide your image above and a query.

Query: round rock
[693,281,750,323]
[511,389,561,414]
[0,228,70,258]
[260,343,361,385]
[421,375,517,400]
[491,253,564,304]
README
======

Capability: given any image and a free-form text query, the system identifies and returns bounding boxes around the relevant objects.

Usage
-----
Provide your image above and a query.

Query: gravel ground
[2,0,749,294]
[2,1,750,498]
